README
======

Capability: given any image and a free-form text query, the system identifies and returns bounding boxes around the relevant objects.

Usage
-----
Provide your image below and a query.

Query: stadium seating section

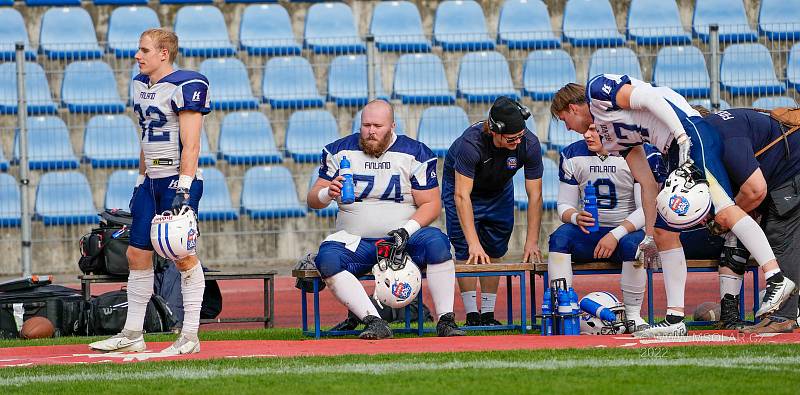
[218,111,282,165]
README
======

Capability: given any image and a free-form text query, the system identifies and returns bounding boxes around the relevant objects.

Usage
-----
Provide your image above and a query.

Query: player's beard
[359,132,392,157]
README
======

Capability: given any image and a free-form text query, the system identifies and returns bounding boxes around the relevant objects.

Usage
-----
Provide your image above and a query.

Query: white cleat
[89,331,146,352]
[626,315,650,333]
[160,334,200,355]
[756,277,796,318]
[633,320,687,338]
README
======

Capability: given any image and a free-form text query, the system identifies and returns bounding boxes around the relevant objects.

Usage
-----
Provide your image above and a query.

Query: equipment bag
[86,290,177,335]
[78,209,133,275]
[152,256,223,327]
[0,285,84,339]
[754,107,800,158]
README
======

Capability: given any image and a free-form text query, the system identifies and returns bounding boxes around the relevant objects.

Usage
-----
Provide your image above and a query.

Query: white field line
[2,355,799,387]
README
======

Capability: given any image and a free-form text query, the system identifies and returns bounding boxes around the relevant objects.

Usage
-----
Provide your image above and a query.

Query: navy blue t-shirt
[443,122,543,199]
[704,108,800,190]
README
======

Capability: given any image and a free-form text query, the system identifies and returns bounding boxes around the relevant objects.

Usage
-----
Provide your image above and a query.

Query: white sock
[547,252,573,288]
[666,308,684,318]
[621,260,646,322]
[123,268,154,333]
[325,271,379,320]
[765,268,780,280]
[719,274,743,297]
[660,248,687,309]
[180,263,205,335]
[461,291,478,314]
[425,260,455,318]
[731,216,777,268]
[481,293,496,313]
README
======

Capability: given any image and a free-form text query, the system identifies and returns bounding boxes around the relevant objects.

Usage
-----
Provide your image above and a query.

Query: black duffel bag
[0,285,84,339]
[85,290,177,335]
[78,209,133,276]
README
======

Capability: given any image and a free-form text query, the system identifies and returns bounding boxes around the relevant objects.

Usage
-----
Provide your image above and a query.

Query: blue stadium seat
[95,0,147,4]
[83,115,139,168]
[35,171,97,225]
[226,0,277,3]
[417,106,470,157]
[457,51,517,103]
[688,98,731,110]
[285,110,339,163]
[541,157,558,209]
[200,58,259,110]
[720,43,785,96]
[693,0,757,43]
[61,61,125,114]
[371,1,431,52]
[107,6,159,58]
[104,169,138,210]
[241,166,306,219]
[512,170,528,210]
[262,56,324,109]
[547,118,580,152]
[304,2,365,54]
[39,7,102,60]
[0,0,10,5]
[0,145,8,172]
[562,0,625,47]
[175,6,235,57]
[161,0,212,4]
[758,0,800,41]
[218,111,282,165]
[752,96,798,110]
[627,0,691,45]
[0,62,57,115]
[328,55,371,107]
[433,0,495,51]
[197,168,238,221]
[497,0,560,50]
[0,173,20,227]
[653,46,710,98]
[26,0,80,6]
[351,110,405,135]
[523,49,575,101]
[199,128,216,166]
[788,43,800,92]
[0,9,36,60]
[308,169,338,217]
[13,116,79,170]
[587,47,643,81]
[239,4,301,56]
[392,54,455,104]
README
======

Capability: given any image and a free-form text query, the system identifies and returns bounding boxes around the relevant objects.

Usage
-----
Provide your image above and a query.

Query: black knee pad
[720,246,749,276]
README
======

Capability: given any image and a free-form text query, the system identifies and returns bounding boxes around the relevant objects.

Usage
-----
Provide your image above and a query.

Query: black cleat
[358,315,392,340]
[465,312,481,326]
[717,294,747,330]
[330,314,361,331]
[437,312,466,337]
[480,312,502,326]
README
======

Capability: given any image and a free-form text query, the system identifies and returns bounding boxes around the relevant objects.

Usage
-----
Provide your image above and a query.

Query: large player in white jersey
[90,29,211,354]
[307,100,464,339]
[551,75,794,337]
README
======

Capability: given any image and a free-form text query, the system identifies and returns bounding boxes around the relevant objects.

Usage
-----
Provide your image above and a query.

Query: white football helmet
[656,164,711,229]
[150,207,198,260]
[372,251,422,309]
[578,291,631,335]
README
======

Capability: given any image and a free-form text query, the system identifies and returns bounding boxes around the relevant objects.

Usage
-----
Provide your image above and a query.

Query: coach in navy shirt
[442,96,543,326]
[704,108,800,333]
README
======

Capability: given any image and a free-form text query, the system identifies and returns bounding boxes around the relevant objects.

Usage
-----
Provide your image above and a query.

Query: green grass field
[1,344,797,394]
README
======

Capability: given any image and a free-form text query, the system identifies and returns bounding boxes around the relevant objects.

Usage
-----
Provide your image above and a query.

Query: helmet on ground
[150,207,198,260]
[578,291,631,335]
[656,164,711,229]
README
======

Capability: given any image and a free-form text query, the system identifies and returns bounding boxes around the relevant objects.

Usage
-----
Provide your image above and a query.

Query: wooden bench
[78,270,277,328]
[532,259,761,326]
[292,262,533,339]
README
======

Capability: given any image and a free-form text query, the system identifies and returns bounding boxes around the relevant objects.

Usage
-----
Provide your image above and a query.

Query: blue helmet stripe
[164,222,178,259]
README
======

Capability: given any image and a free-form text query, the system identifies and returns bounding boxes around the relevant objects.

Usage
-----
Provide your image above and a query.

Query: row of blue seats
[3,0,800,61]
[3,42,800,116]
[0,159,560,226]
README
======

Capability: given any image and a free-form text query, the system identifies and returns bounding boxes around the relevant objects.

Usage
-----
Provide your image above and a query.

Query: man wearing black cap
[442,96,544,326]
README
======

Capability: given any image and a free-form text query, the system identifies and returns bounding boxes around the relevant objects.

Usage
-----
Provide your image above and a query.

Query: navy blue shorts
[129,175,203,250]
[442,180,514,261]
[548,223,645,263]
[314,227,452,278]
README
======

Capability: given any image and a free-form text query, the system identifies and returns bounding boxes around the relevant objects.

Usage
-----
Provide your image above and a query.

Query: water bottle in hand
[583,181,600,232]
[340,156,355,204]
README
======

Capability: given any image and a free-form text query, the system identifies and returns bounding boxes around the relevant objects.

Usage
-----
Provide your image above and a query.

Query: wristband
[178,174,193,190]
[317,187,333,204]
[610,226,629,241]
[570,212,578,225]
[401,219,421,236]
[135,174,145,187]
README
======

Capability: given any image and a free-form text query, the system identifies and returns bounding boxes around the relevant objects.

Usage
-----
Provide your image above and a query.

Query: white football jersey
[131,70,211,179]
[319,133,438,238]
[587,74,699,156]
[559,141,665,227]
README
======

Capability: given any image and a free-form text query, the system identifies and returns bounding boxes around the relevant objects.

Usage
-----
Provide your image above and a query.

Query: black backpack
[78,209,133,276]
[0,285,84,339]
[85,290,177,335]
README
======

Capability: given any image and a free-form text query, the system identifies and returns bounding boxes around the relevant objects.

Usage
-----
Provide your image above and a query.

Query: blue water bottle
[579,297,617,322]
[542,288,553,336]
[584,181,600,232]
[568,287,580,335]
[558,288,573,335]
[340,156,355,204]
